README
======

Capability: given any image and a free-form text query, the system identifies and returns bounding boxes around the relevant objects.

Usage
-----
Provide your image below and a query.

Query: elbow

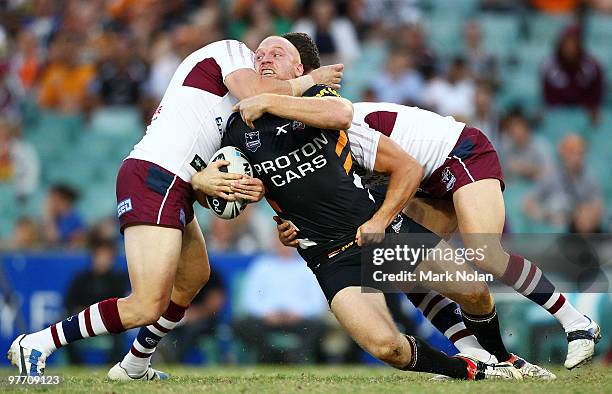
[340,100,354,130]
[406,159,424,184]
[329,99,353,130]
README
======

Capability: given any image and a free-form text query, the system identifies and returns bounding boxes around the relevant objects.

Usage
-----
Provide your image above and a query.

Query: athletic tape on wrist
[288,75,314,96]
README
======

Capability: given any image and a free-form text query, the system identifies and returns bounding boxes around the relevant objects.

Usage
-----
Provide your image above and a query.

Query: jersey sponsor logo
[190,154,206,171]
[391,215,404,233]
[216,116,223,136]
[276,122,291,136]
[252,133,329,187]
[327,240,355,258]
[245,130,261,152]
[315,87,340,97]
[292,120,305,130]
[117,198,133,218]
[179,208,186,227]
[442,167,456,191]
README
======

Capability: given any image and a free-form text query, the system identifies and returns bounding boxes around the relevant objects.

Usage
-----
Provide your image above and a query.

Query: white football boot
[107,362,169,381]
[564,316,602,369]
[7,334,47,376]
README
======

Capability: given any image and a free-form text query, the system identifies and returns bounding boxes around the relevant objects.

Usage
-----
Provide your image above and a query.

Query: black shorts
[308,214,441,304]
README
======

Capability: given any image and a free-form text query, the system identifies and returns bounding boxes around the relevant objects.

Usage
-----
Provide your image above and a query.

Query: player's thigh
[330,287,408,362]
[452,179,508,275]
[172,216,211,305]
[403,198,458,239]
[123,224,183,304]
[452,179,505,234]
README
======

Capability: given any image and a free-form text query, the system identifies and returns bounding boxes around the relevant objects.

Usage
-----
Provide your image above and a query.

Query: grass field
[0,365,610,393]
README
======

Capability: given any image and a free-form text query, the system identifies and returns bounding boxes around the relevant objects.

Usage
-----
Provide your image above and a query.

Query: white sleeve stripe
[226,40,235,68]
[349,123,378,143]
[238,42,247,65]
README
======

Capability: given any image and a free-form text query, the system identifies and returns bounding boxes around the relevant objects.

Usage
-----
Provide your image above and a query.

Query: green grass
[0,365,610,393]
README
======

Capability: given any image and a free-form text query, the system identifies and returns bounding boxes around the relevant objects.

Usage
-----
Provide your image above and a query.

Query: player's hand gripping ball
[206,146,254,219]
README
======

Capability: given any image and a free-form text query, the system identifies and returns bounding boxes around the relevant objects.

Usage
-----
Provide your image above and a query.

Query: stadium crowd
[0,0,611,365]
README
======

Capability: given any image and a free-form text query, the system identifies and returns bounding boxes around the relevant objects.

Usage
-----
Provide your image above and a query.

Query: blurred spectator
[25,0,62,44]
[523,134,603,232]
[292,0,361,66]
[89,32,148,107]
[234,0,299,19]
[42,184,87,248]
[10,217,42,250]
[0,65,20,117]
[471,82,501,148]
[360,0,421,30]
[233,240,327,363]
[463,20,498,87]
[499,111,554,181]
[360,87,377,102]
[531,0,580,14]
[64,231,128,363]
[207,208,274,254]
[162,270,226,362]
[145,33,180,101]
[369,47,424,106]
[37,34,96,114]
[229,0,292,50]
[9,29,43,95]
[481,0,526,12]
[396,23,438,79]
[589,0,612,13]
[423,56,475,120]
[61,0,105,36]
[0,117,40,204]
[541,25,604,123]
[173,24,213,60]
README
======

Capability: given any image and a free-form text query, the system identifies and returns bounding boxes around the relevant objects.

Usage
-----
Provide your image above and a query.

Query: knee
[123,294,170,326]
[461,283,493,312]
[368,335,406,366]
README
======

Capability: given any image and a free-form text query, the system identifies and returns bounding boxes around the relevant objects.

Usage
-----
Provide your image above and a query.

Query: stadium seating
[425,14,465,59]
[0,184,18,239]
[425,0,478,17]
[528,13,572,46]
[585,13,612,47]
[539,108,591,140]
[479,13,520,61]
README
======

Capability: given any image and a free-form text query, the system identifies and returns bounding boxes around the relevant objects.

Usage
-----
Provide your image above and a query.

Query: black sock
[402,335,469,379]
[461,307,511,362]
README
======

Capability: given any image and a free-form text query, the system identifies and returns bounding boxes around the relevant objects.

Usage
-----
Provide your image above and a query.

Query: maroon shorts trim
[420,126,505,199]
[116,159,195,233]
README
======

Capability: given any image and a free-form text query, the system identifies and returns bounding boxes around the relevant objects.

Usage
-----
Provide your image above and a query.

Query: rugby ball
[206,146,254,220]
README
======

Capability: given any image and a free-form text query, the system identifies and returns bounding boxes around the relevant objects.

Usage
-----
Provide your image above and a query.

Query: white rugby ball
[206,146,254,220]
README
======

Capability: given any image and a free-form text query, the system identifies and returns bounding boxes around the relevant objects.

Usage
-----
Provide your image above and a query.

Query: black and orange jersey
[221,85,375,261]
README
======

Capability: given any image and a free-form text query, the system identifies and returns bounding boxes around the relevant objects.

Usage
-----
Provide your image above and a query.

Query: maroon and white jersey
[347,102,465,186]
[128,40,255,182]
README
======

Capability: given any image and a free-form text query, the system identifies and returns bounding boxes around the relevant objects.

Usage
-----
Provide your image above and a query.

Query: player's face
[255,36,304,81]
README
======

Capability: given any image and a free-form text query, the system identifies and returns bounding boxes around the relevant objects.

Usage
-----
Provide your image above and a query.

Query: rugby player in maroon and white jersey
[234,33,601,373]
[8,39,343,379]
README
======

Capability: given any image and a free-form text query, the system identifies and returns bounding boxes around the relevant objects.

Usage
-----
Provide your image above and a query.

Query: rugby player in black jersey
[237,33,600,376]
[221,36,521,381]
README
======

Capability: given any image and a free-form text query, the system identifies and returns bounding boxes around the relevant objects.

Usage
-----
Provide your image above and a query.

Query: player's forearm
[373,161,423,227]
[264,94,353,130]
[371,136,424,227]
[227,70,315,100]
